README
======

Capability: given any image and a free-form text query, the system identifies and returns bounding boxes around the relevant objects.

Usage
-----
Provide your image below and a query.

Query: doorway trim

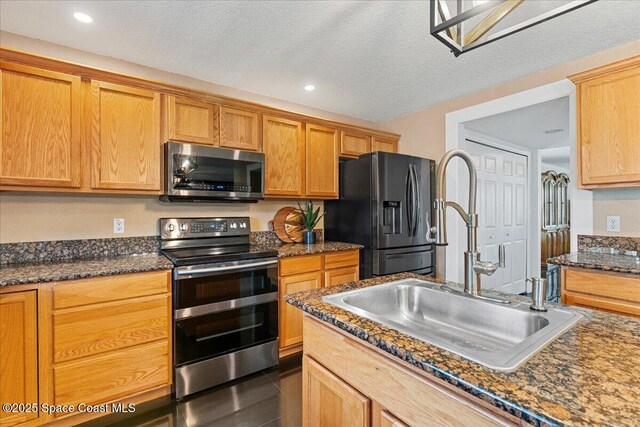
[443,79,593,283]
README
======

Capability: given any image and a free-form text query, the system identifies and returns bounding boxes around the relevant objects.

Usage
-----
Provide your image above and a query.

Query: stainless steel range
[160,217,279,399]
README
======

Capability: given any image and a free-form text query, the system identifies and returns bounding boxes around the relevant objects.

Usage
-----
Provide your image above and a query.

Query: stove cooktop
[161,244,278,266]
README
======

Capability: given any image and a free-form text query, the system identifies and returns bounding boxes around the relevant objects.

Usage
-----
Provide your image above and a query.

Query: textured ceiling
[1,1,638,121]
[464,97,570,149]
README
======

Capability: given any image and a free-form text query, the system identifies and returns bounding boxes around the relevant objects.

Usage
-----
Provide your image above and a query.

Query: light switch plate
[606,216,620,232]
[114,218,125,234]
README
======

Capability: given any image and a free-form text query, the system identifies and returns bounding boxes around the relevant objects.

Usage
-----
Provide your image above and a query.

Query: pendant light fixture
[430,0,599,56]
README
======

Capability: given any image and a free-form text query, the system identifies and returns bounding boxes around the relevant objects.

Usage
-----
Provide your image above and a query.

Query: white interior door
[460,139,528,294]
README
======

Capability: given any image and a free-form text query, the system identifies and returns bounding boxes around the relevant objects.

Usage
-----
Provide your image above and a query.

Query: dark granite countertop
[0,241,361,287]
[285,273,640,427]
[548,251,640,275]
[0,253,173,286]
[254,241,363,258]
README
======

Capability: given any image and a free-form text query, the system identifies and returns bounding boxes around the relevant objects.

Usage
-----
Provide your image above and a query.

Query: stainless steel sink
[322,278,582,371]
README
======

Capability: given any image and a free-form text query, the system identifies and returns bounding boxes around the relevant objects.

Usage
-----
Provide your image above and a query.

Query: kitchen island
[286,273,640,427]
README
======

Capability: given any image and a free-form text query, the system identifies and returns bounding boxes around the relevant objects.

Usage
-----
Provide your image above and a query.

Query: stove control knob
[230,223,237,229]
[167,223,175,232]
[180,223,188,232]
[240,222,247,229]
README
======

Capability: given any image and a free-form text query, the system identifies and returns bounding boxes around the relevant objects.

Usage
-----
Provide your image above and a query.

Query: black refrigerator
[325,152,437,279]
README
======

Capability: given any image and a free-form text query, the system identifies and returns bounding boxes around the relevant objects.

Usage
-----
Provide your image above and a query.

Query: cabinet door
[371,137,398,153]
[263,115,305,197]
[0,62,81,188]
[303,356,370,427]
[325,266,359,288]
[0,291,39,426]
[279,272,322,349]
[91,81,161,191]
[341,131,371,158]
[166,95,219,145]
[306,124,339,198]
[578,63,640,187]
[219,106,259,151]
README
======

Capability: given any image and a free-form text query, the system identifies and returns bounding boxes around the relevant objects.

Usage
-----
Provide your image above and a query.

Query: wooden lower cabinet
[0,270,172,426]
[279,250,360,357]
[303,356,370,427]
[0,291,39,426]
[561,267,640,317]
[279,271,323,350]
[303,316,518,427]
[324,265,359,288]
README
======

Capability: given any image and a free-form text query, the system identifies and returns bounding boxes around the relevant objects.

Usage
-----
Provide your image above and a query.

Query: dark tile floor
[81,354,302,427]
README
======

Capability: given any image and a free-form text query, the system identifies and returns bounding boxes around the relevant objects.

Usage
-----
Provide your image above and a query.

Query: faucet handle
[498,244,505,268]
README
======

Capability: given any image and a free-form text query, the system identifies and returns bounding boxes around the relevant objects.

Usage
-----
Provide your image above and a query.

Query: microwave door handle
[176,259,278,277]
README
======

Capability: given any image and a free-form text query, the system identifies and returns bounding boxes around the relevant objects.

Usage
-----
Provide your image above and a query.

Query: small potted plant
[297,201,324,244]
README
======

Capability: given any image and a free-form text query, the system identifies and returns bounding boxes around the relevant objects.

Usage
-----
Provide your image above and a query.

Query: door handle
[406,169,414,236]
[411,164,419,237]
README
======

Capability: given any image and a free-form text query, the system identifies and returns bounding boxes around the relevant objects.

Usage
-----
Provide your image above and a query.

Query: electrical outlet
[606,216,620,232]
[113,218,125,234]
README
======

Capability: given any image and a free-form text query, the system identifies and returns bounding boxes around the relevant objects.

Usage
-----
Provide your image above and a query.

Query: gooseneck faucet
[431,149,507,302]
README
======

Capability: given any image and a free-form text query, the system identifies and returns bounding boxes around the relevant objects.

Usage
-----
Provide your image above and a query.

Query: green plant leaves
[297,201,325,231]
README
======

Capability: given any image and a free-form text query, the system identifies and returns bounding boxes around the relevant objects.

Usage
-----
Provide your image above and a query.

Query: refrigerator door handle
[405,168,413,236]
[411,164,419,237]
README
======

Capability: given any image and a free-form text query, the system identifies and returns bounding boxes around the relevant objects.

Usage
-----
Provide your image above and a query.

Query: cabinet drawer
[53,294,169,363]
[279,255,323,276]
[53,340,170,409]
[53,271,170,309]
[564,268,640,303]
[563,291,640,317]
[324,250,359,270]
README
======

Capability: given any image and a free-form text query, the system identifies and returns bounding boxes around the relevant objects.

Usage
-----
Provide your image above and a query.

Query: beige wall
[385,40,640,237]
[0,193,321,243]
[0,32,362,243]
[593,190,640,237]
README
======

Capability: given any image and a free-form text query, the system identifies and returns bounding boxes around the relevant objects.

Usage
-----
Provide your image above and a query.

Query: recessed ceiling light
[73,12,93,23]
[544,129,564,134]
[304,85,315,91]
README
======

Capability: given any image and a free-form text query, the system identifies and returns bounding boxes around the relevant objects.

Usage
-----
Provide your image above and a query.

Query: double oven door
[173,257,278,398]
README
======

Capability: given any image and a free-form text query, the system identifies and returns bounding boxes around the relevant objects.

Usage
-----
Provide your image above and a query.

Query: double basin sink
[322,278,582,371]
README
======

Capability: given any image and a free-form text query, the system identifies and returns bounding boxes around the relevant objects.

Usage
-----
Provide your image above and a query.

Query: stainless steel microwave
[162,141,265,202]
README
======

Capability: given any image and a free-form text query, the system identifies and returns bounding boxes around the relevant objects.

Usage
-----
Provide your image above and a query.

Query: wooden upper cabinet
[90,81,161,191]
[372,136,399,153]
[263,115,305,197]
[0,62,82,188]
[166,95,219,145]
[0,291,39,426]
[306,124,339,198]
[303,355,370,427]
[570,56,640,188]
[220,106,259,151]
[340,131,371,158]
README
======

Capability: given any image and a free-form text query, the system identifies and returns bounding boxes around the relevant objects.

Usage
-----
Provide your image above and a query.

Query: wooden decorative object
[271,207,305,243]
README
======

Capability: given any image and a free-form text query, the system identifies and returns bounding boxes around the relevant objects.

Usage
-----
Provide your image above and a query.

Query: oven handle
[174,291,278,320]
[175,259,278,278]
